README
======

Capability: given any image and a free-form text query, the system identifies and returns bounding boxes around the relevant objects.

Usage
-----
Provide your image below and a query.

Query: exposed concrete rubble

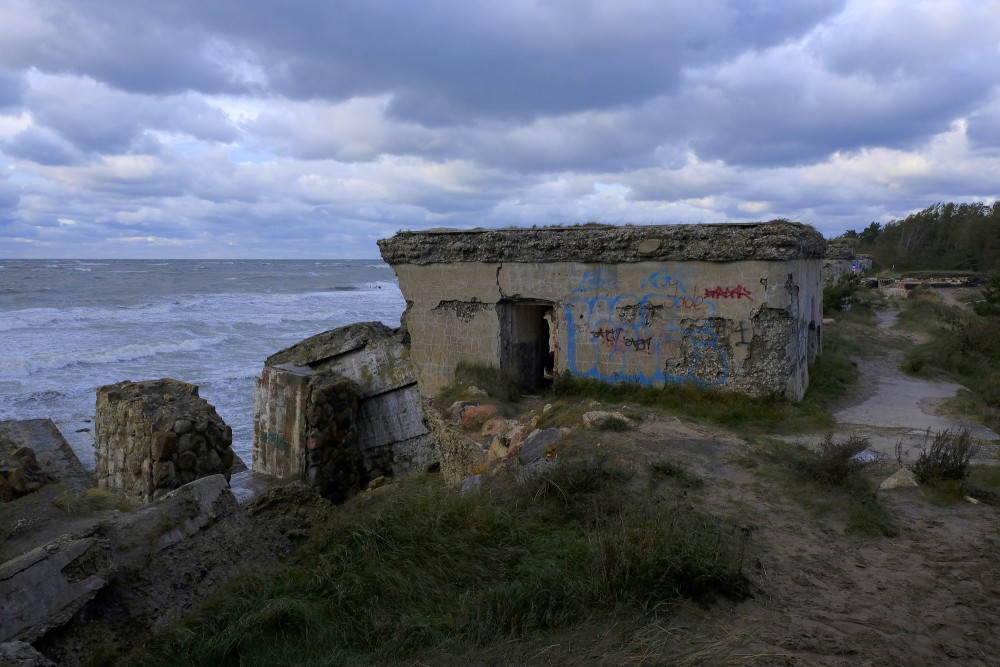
[95,379,236,505]
[253,322,437,500]
[0,536,114,644]
[0,641,58,666]
[2,474,298,666]
[1,420,92,505]
[379,221,826,400]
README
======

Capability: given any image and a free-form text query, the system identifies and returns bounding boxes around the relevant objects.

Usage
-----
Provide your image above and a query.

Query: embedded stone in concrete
[95,379,235,505]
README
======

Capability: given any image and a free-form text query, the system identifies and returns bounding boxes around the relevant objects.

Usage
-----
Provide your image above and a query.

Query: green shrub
[801,433,874,486]
[911,429,979,483]
[823,273,862,313]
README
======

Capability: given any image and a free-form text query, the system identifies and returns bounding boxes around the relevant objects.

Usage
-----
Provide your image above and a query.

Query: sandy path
[812,307,998,462]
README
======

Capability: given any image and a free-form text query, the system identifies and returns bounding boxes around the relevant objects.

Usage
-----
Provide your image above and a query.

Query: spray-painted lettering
[703,285,754,301]
[565,267,729,387]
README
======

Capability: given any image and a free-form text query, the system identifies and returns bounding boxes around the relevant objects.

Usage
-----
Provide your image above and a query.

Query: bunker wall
[393,258,823,400]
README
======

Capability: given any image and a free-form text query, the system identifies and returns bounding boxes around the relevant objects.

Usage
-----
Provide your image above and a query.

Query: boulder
[879,468,919,491]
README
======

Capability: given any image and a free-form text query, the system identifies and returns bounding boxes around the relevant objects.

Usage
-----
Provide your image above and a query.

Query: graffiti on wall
[564,267,743,387]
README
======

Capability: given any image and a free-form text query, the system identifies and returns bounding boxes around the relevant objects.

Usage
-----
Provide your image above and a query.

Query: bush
[911,429,979,483]
[823,273,862,313]
[800,433,875,486]
[973,274,1000,317]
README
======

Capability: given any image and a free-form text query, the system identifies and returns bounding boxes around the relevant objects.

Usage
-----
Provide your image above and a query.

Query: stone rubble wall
[95,379,235,505]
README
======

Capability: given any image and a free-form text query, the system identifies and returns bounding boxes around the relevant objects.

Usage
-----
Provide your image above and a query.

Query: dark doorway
[497,300,555,391]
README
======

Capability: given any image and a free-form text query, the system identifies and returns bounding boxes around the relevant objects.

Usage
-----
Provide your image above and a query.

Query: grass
[897,293,1000,432]
[434,361,523,416]
[549,372,839,436]
[54,487,134,514]
[126,459,751,666]
[738,435,896,538]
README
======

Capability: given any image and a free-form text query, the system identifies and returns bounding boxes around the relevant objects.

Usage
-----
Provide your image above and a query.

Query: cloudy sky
[1,0,998,258]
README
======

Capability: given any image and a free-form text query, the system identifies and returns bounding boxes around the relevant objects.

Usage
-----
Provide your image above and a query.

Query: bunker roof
[378,220,826,265]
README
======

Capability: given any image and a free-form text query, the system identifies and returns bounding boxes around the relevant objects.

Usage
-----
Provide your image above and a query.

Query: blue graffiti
[565,268,730,388]
[573,268,617,293]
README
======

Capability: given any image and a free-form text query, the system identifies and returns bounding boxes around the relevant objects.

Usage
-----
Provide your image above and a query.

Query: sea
[0,259,405,470]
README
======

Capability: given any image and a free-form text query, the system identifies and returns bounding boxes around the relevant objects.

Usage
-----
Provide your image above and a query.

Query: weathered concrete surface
[0,536,114,643]
[381,222,825,400]
[254,322,436,494]
[378,221,826,264]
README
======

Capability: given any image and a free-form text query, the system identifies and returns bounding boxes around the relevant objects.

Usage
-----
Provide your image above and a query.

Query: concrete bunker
[252,322,437,502]
[378,221,827,400]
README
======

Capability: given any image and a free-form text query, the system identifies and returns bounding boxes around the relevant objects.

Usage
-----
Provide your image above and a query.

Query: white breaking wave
[0,336,229,377]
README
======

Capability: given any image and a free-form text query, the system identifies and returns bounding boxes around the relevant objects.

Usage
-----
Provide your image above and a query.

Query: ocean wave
[0,336,228,377]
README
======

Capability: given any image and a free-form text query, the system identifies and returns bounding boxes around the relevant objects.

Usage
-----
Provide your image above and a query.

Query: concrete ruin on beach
[378,221,827,400]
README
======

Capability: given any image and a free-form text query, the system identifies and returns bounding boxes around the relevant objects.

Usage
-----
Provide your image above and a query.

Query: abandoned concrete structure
[378,221,826,400]
[252,322,436,499]
[823,242,872,284]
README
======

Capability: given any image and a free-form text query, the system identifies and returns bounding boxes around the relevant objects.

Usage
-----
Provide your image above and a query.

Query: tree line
[838,202,1000,273]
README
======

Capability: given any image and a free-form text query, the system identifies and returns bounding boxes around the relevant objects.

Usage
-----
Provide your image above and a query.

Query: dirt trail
[675,302,1000,666]
[831,307,998,461]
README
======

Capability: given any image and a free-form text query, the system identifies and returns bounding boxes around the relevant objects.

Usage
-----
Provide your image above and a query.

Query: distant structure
[379,221,826,400]
[824,241,872,284]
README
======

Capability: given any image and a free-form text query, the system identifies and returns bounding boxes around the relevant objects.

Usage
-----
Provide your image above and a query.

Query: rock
[425,405,487,486]
[878,468,919,491]
[481,417,518,438]
[460,475,483,494]
[151,431,178,461]
[466,385,489,397]
[446,401,475,422]
[516,458,556,483]
[487,438,509,462]
[0,641,58,666]
[582,410,633,429]
[0,536,115,643]
[517,428,562,464]
[460,405,497,430]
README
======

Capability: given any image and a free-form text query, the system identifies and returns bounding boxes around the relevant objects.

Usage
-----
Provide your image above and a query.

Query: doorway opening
[497,300,556,391]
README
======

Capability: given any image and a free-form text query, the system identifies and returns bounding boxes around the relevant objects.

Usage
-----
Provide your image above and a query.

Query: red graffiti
[703,285,754,301]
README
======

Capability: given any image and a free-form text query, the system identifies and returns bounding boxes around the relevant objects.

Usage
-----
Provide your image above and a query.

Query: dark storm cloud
[24,76,238,155]
[0,0,997,258]
[135,0,847,122]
